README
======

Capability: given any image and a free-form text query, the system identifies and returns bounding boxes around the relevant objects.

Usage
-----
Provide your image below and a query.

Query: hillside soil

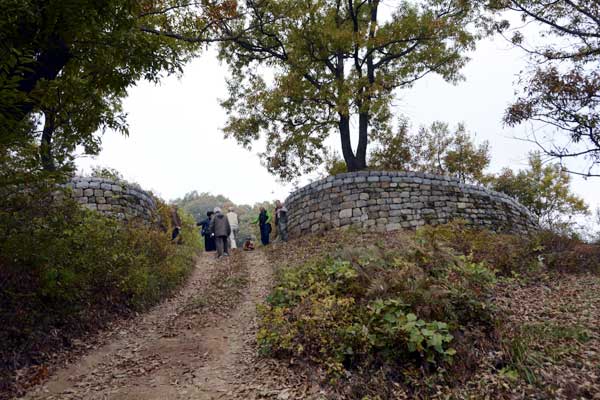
[11,233,600,400]
[262,232,600,399]
[17,249,324,400]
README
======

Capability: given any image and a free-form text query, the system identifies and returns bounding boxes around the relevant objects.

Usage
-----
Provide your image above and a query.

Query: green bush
[415,221,600,275]
[0,184,200,395]
[258,233,497,379]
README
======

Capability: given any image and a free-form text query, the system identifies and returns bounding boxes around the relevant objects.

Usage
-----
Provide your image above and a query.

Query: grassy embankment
[261,223,600,399]
[0,186,201,398]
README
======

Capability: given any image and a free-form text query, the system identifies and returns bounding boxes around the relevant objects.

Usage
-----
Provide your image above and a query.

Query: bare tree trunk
[339,114,360,171]
[40,112,56,171]
[356,112,369,169]
[353,0,378,171]
[16,37,71,122]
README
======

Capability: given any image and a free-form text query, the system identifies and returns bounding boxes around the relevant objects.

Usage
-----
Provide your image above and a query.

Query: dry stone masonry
[67,176,157,222]
[285,171,538,238]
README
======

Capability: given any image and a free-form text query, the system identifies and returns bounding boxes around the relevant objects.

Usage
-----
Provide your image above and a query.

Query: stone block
[356,200,368,208]
[344,193,360,202]
[386,223,402,231]
[341,201,354,210]
[339,208,353,219]
[83,188,94,197]
[376,218,388,225]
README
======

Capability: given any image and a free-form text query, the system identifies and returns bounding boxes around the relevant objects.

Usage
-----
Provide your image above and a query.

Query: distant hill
[172,191,275,245]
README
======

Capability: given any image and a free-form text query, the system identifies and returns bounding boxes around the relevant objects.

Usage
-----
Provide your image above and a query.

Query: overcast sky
[76,33,599,214]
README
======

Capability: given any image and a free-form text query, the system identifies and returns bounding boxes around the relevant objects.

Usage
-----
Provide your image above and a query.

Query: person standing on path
[210,207,231,258]
[199,211,216,252]
[252,207,272,246]
[274,200,289,242]
[226,206,239,250]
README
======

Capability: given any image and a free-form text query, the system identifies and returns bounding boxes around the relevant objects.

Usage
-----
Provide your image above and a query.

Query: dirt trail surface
[19,249,322,400]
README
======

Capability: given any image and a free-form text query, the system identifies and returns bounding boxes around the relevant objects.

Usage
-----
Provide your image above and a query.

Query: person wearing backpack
[199,211,216,252]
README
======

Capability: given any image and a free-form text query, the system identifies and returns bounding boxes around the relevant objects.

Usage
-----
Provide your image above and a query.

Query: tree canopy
[0,0,229,180]
[368,120,491,183]
[494,0,600,178]
[489,152,589,229]
[219,0,483,180]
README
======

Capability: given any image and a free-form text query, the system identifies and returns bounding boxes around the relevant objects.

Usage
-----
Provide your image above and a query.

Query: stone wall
[285,171,538,237]
[66,176,157,222]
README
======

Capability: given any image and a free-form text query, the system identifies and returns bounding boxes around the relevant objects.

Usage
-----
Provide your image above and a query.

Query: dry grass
[262,226,600,399]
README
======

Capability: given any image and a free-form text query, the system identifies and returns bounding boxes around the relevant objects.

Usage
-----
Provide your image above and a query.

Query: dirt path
[19,249,318,400]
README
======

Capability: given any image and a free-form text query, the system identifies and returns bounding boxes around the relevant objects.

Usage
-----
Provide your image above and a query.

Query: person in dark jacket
[252,207,272,246]
[199,211,216,252]
[209,207,231,258]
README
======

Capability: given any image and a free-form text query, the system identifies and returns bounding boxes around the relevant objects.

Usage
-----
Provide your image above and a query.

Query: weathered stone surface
[339,209,353,219]
[66,176,156,223]
[285,171,538,238]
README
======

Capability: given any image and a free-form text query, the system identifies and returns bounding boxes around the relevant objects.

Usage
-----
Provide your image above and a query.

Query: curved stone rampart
[67,176,157,222]
[285,171,537,237]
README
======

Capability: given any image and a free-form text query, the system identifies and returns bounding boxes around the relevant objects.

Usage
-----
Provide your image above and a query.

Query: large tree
[0,0,233,175]
[495,0,600,177]
[218,0,483,180]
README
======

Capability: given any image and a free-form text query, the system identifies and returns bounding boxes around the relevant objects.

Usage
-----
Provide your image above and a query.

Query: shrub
[258,233,497,381]
[89,165,123,180]
[0,184,200,397]
[415,221,600,275]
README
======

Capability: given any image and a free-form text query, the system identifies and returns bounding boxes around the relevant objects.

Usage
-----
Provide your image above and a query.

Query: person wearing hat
[209,207,232,258]
[227,206,239,250]
[198,211,216,252]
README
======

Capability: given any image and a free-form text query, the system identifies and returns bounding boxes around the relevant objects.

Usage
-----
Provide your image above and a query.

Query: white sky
[76,35,599,213]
